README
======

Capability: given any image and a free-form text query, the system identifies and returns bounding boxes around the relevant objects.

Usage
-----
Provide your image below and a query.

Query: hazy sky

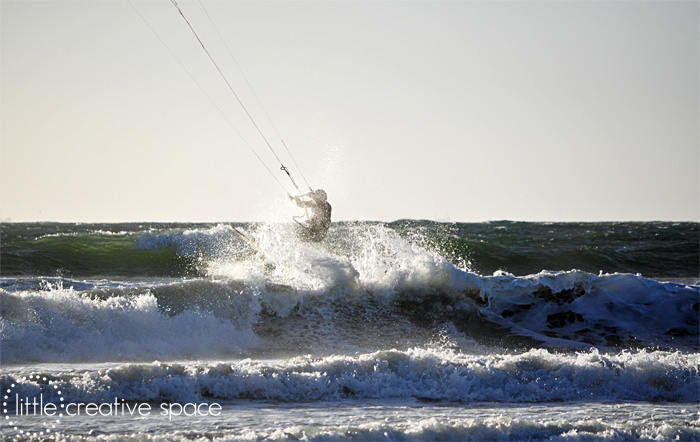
[1,0,698,222]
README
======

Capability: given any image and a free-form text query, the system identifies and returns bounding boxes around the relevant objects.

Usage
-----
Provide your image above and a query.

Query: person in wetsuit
[291,189,331,242]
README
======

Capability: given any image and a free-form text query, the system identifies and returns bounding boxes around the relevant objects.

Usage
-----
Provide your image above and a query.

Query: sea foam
[3,348,697,404]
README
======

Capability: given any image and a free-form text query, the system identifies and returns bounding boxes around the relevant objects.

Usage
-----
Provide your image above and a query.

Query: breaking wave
[2,348,698,404]
[1,222,697,364]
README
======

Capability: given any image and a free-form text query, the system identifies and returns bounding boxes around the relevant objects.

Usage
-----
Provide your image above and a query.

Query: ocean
[1,220,698,441]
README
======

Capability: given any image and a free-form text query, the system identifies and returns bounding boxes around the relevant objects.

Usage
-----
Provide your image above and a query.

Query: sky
[1,0,698,223]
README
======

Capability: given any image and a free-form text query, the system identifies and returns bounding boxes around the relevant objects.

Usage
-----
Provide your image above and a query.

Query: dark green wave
[1,233,193,277]
[387,220,699,278]
[1,221,698,279]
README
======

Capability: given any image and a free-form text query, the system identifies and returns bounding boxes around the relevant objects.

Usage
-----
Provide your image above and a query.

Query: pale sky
[1,0,698,223]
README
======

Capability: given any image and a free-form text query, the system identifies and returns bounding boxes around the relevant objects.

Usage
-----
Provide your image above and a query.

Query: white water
[4,399,699,441]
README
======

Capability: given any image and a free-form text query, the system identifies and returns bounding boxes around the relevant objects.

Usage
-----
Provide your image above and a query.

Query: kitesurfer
[291,189,331,242]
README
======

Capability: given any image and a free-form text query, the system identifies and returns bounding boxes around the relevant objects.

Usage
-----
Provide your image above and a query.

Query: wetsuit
[294,196,332,242]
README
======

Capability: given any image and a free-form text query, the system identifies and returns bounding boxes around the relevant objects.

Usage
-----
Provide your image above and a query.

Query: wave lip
[2,221,698,279]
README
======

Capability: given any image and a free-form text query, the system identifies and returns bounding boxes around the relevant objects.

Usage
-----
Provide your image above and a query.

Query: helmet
[313,189,327,201]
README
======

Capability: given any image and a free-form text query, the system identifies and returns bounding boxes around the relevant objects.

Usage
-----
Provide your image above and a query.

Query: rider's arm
[294,196,315,208]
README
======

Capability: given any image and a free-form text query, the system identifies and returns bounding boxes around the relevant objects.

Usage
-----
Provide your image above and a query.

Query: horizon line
[1,218,698,224]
